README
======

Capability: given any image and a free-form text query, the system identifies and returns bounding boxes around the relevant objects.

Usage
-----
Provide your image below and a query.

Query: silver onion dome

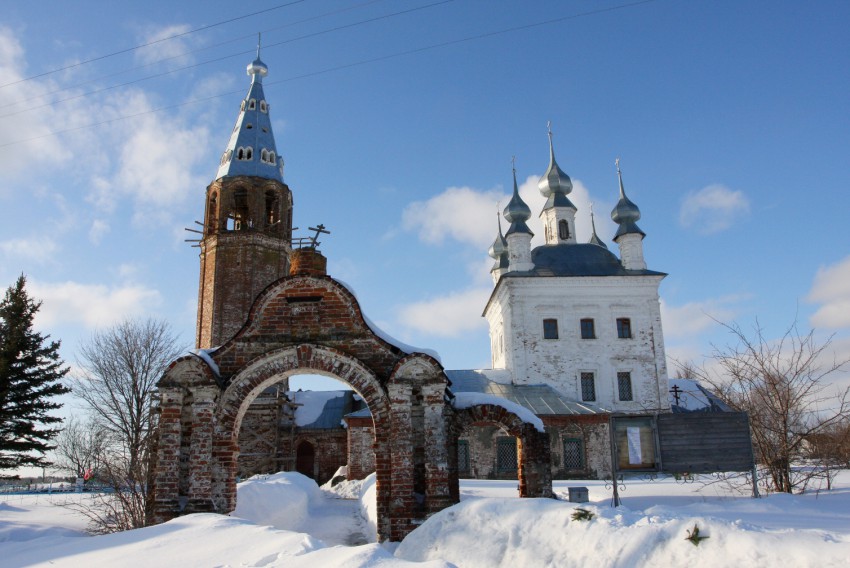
[610,158,645,239]
[538,124,573,198]
[503,165,531,223]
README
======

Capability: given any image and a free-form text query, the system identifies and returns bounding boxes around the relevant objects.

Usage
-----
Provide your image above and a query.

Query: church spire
[610,157,644,240]
[215,38,282,182]
[537,122,577,244]
[588,204,607,249]
[502,158,534,272]
[488,209,509,282]
[610,158,647,270]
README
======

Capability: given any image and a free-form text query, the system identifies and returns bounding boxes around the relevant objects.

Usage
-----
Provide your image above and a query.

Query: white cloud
[89,219,110,244]
[0,236,58,263]
[0,27,72,184]
[660,296,743,341]
[401,175,616,251]
[808,255,850,329]
[678,184,749,234]
[29,280,162,329]
[114,93,210,207]
[133,24,197,67]
[398,287,492,338]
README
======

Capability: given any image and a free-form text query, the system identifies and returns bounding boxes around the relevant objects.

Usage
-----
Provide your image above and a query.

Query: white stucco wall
[485,274,670,413]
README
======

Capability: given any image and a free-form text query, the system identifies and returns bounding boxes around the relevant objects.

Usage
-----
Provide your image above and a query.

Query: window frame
[580,318,596,339]
[542,318,559,340]
[617,371,633,401]
[563,437,584,470]
[616,317,632,339]
[580,372,596,402]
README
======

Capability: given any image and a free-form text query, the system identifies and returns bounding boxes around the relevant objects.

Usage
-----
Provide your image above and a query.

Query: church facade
[151,51,674,540]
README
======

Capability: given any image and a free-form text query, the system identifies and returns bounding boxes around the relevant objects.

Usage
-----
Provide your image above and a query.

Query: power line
[0,0,454,121]
[0,0,389,112]
[0,0,310,90]
[0,0,657,149]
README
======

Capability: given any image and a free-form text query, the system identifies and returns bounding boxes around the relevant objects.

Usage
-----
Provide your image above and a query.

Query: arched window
[260,149,269,163]
[558,219,570,240]
[207,193,218,232]
[269,151,276,165]
[232,188,249,231]
[265,190,280,227]
[260,100,267,113]
[236,147,244,160]
[248,99,256,110]
[245,147,253,160]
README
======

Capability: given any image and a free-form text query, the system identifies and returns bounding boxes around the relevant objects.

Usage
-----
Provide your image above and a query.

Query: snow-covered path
[309,493,369,546]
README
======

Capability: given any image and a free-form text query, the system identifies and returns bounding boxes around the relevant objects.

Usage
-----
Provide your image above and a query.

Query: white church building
[439,130,672,480]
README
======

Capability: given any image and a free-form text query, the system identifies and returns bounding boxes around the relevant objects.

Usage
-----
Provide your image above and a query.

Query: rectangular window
[616,317,632,339]
[543,318,559,339]
[563,438,584,470]
[580,372,596,402]
[457,440,470,473]
[580,318,595,339]
[496,437,518,472]
[617,371,633,401]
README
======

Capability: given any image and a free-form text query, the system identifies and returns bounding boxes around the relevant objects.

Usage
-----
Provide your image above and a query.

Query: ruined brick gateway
[150,52,552,542]
[152,249,553,541]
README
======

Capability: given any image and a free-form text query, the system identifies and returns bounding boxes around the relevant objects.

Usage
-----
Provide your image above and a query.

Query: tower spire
[588,203,607,248]
[537,121,576,244]
[216,45,280,181]
[610,157,647,270]
[610,157,644,240]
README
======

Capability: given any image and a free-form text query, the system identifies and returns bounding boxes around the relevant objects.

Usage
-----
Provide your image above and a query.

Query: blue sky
[1,0,849,397]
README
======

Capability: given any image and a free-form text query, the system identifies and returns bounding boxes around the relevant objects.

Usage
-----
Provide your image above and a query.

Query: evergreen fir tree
[0,275,70,471]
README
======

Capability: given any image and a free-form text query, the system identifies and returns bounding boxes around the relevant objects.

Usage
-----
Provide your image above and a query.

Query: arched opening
[451,403,552,500]
[231,188,249,231]
[211,347,393,538]
[206,192,218,233]
[235,372,367,485]
[295,440,316,479]
[558,219,570,240]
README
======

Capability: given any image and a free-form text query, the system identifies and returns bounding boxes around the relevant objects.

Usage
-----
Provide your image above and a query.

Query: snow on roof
[336,279,442,363]
[189,348,220,377]
[451,392,545,433]
[668,378,732,412]
[290,390,348,428]
[446,369,607,416]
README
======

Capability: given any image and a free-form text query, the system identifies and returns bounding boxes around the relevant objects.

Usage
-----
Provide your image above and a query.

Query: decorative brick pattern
[152,269,544,542]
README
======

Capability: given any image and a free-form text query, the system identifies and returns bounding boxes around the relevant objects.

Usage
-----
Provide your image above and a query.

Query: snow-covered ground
[2,471,849,567]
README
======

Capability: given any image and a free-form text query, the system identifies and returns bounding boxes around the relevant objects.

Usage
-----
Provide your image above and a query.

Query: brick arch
[212,344,392,535]
[451,403,553,499]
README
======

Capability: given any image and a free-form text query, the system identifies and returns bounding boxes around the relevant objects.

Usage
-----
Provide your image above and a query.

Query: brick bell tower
[196,46,293,349]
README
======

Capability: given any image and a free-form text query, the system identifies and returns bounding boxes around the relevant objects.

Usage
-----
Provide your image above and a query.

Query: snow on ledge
[336,279,442,363]
[189,348,221,377]
[452,392,545,433]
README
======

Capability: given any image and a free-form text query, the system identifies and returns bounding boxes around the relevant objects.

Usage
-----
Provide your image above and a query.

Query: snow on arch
[452,392,545,433]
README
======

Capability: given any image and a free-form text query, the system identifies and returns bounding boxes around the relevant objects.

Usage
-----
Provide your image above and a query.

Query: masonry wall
[543,415,611,480]
[485,275,670,413]
[347,418,376,480]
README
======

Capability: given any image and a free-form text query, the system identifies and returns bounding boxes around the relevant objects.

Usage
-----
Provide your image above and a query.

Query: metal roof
[215,53,283,182]
[521,243,665,277]
[292,390,361,429]
[445,369,608,415]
